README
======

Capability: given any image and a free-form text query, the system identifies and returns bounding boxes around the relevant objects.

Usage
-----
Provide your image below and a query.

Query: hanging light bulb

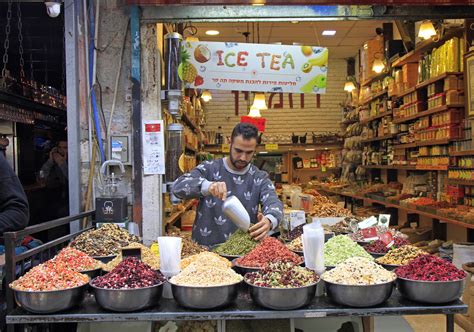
[344,81,356,92]
[418,20,437,40]
[201,90,212,102]
[252,93,268,110]
[372,58,385,74]
[248,105,262,118]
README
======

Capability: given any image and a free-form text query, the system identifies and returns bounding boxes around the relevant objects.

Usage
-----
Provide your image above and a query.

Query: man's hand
[52,152,66,166]
[208,182,228,201]
[249,213,272,241]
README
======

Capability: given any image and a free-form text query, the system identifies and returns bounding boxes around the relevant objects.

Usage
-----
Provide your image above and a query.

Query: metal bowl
[90,282,163,312]
[232,258,263,275]
[396,277,466,304]
[323,279,395,307]
[12,283,88,314]
[366,250,386,259]
[92,255,116,264]
[378,262,401,271]
[245,279,318,310]
[169,281,240,309]
[290,250,304,257]
[80,267,102,279]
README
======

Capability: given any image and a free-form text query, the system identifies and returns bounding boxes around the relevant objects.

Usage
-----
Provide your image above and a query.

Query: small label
[379,231,394,248]
[265,143,279,151]
[221,144,230,153]
[361,227,378,240]
[304,312,327,318]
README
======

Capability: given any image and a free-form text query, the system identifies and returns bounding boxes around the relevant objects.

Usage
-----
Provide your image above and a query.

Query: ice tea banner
[179,41,328,94]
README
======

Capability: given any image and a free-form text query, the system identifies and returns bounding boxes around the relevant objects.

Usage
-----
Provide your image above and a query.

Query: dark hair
[231,123,258,142]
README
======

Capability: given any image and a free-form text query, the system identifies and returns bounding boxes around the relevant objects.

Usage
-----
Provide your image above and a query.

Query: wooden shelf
[204,143,343,154]
[341,119,359,125]
[363,165,419,170]
[359,110,393,125]
[450,150,474,157]
[393,104,464,124]
[295,167,340,171]
[362,134,397,143]
[185,145,197,153]
[416,72,463,89]
[393,142,418,149]
[416,165,448,171]
[416,139,450,147]
[448,179,474,186]
[181,113,199,132]
[360,90,388,106]
[0,89,66,117]
[392,87,417,99]
[361,72,388,87]
[166,200,194,225]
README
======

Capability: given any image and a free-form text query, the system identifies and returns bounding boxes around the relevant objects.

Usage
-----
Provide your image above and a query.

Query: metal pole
[446,314,454,332]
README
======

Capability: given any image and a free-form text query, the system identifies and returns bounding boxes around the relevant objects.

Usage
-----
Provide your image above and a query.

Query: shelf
[393,142,418,149]
[181,113,199,132]
[450,150,474,157]
[363,165,419,170]
[341,119,359,125]
[361,134,397,143]
[295,167,340,171]
[448,179,474,186]
[359,90,388,106]
[185,145,197,153]
[0,89,66,117]
[166,200,194,225]
[416,72,463,89]
[361,72,388,87]
[415,165,448,171]
[204,143,343,154]
[391,28,464,68]
[392,87,417,99]
[359,110,393,125]
[416,139,450,147]
[393,104,464,124]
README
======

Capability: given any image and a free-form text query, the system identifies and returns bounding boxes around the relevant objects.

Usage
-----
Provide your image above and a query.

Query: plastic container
[165,124,184,183]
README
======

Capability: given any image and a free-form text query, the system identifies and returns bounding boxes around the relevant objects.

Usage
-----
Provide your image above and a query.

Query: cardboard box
[444,75,460,91]
[402,63,419,88]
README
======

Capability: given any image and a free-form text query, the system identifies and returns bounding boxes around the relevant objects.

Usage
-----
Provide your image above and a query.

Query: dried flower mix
[52,247,104,271]
[170,263,242,287]
[235,237,303,268]
[10,261,89,291]
[103,243,160,272]
[245,262,319,288]
[395,255,466,281]
[286,236,303,252]
[168,232,208,257]
[322,257,396,285]
[213,229,258,256]
[324,235,372,266]
[349,226,407,242]
[180,252,232,270]
[70,224,140,256]
[92,257,165,289]
[364,237,410,254]
[376,245,426,266]
[285,224,304,241]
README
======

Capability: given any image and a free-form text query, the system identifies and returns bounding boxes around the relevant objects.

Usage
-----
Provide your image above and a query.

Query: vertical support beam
[131,5,143,225]
[4,232,16,332]
[65,0,81,232]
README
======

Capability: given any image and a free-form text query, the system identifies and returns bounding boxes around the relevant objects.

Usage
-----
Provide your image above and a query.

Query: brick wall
[204,58,347,138]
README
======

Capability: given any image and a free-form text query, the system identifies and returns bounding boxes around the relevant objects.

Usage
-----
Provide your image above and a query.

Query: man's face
[57,141,68,158]
[229,135,257,170]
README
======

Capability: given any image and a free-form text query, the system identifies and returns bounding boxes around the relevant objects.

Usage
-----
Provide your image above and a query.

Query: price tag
[361,227,378,241]
[379,231,394,248]
[221,144,230,153]
[265,143,279,151]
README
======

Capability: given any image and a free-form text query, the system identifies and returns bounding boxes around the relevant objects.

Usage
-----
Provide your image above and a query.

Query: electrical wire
[94,78,107,136]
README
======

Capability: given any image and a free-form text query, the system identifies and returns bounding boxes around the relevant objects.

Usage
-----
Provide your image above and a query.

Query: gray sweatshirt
[172,158,283,246]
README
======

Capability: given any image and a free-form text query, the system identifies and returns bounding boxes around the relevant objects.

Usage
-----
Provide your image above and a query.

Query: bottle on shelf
[215,126,223,145]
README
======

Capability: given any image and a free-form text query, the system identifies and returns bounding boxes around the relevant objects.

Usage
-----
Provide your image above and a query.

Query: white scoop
[222,196,251,232]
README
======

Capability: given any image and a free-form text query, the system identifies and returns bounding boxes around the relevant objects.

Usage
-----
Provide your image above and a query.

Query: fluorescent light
[205,30,220,36]
[252,3,265,5]
[322,30,336,36]
[259,151,268,154]
[305,148,316,151]
[291,21,299,24]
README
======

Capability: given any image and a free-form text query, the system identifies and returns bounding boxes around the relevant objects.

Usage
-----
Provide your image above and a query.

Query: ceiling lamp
[201,90,212,102]
[252,93,268,110]
[372,58,385,74]
[248,106,262,118]
[418,20,437,40]
[205,30,220,36]
[344,81,356,92]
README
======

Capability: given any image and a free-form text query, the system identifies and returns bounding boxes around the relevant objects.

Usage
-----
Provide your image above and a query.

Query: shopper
[173,123,283,246]
[0,152,29,233]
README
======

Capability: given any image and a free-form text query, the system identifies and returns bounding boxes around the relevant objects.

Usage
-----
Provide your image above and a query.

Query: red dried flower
[395,255,466,281]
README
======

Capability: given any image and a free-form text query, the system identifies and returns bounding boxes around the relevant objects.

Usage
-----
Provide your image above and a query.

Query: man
[0,152,29,233]
[173,123,283,246]
[41,139,68,183]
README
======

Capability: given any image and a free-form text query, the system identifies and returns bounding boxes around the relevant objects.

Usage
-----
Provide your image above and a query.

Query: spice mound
[286,236,304,252]
[91,257,165,289]
[395,255,466,281]
[324,235,372,266]
[284,224,304,241]
[180,251,232,270]
[70,224,140,257]
[212,229,258,256]
[235,237,303,268]
[364,237,410,254]
[376,245,426,266]
[170,263,243,287]
[53,247,104,271]
[245,262,319,288]
[103,243,160,272]
[322,257,396,285]
[10,261,89,291]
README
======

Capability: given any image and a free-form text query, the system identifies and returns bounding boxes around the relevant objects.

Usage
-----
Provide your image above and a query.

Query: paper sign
[181,41,328,94]
[221,144,230,153]
[361,227,378,241]
[379,231,394,248]
[378,214,391,228]
[142,120,165,174]
[358,216,378,229]
[265,143,279,151]
[240,116,266,131]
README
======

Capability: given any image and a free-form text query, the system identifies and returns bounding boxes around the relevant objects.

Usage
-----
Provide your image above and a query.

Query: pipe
[92,0,99,86]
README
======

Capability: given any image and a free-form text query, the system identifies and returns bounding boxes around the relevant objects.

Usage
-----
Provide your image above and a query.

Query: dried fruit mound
[53,247,103,271]
[245,262,319,288]
[235,237,303,268]
[364,237,410,254]
[395,255,466,281]
[92,257,165,289]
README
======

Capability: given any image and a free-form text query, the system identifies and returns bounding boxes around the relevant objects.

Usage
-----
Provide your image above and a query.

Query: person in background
[0,152,29,234]
[172,123,283,247]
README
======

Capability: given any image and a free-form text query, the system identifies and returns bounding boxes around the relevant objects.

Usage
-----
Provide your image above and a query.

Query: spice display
[322,257,396,285]
[70,224,140,256]
[349,226,407,242]
[170,262,243,287]
[303,190,353,218]
[285,224,304,241]
[376,245,427,266]
[364,237,410,254]
[92,257,165,289]
[103,243,160,272]
[245,262,319,288]
[212,229,258,256]
[53,247,103,271]
[329,217,362,234]
[235,237,303,268]
[286,236,303,252]
[10,261,89,291]
[324,235,372,266]
[180,251,232,270]
[395,255,466,281]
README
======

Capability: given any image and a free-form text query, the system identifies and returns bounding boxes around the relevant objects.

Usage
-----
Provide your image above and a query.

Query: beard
[229,154,249,170]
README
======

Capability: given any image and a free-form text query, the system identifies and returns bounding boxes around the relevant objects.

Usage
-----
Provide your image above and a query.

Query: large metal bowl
[169,281,240,309]
[92,255,116,264]
[90,282,163,312]
[396,277,466,304]
[324,279,395,307]
[366,250,386,259]
[378,262,401,271]
[232,258,263,275]
[80,267,102,279]
[12,283,88,314]
[245,279,318,310]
